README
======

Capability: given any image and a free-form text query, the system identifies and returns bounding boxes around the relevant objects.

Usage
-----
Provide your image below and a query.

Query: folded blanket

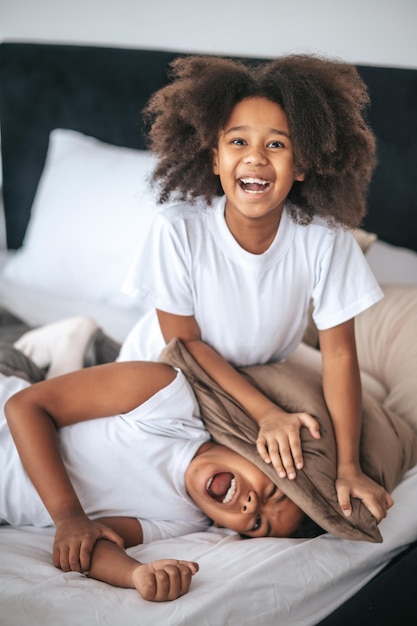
[160,339,417,542]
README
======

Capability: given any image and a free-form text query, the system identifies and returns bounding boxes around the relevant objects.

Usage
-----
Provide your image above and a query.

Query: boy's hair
[290,515,326,539]
[143,54,376,228]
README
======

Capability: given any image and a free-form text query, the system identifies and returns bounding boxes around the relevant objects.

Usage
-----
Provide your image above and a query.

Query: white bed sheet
[0,251,143,343]
[1,464,416,626]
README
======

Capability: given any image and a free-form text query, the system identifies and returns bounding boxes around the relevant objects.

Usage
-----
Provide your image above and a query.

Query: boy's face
[185,442,304,538]
[212,96,304,227]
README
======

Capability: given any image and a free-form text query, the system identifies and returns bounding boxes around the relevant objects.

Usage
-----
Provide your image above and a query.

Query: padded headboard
[1,42,416,252]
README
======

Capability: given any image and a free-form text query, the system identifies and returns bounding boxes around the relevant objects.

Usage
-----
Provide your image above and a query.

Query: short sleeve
[123,209,195,316]
[140,517,209,543]
[312,229,383,330]
[120,369,208,440]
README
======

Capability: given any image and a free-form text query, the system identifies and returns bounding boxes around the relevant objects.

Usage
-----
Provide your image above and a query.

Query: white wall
[1,0,417,68]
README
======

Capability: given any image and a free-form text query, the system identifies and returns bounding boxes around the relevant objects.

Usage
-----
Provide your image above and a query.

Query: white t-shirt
[0,371,210,543]
[120,196,383,365]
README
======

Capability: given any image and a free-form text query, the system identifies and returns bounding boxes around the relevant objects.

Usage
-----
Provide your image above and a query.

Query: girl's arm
[157,310,320,479]
[4,361,177,573]
[319,319,393,521]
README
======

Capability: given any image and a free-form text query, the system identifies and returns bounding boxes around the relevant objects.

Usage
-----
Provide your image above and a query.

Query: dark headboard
[1,42,416,252]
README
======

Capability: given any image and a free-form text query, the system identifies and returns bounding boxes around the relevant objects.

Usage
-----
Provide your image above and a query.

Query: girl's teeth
[240,177,268,185]
[239,177,270,194]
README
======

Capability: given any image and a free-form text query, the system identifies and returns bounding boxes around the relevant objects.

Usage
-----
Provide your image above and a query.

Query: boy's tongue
[209,472,234,498]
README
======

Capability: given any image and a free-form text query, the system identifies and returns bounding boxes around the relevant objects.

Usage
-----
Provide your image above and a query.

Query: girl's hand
[335,466,394,521]
[53,515,125,574]
[132,559,199,601]
[256,408,320,478]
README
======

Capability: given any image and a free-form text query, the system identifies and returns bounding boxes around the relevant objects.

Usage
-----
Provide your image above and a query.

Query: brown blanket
[160,339,417,542]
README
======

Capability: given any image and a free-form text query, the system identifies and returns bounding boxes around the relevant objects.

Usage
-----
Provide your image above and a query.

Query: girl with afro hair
[120,54,392,524]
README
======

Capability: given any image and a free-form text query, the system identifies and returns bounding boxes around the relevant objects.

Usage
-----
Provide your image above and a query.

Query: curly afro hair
[143,54,376,228]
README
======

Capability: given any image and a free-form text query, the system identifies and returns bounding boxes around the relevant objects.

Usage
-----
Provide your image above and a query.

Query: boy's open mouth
[238,177,270,194]
[206,472,236,503]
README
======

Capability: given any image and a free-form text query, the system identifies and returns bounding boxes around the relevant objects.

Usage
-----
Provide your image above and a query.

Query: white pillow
[3,129,162,305]
[366,239,417,286]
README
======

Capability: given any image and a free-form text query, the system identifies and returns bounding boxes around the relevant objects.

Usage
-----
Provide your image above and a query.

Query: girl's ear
[212,147,219,175]
[294,170,305,182]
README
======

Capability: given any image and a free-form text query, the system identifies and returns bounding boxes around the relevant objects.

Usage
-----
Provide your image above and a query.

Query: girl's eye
[252,514,262,532]
[268,140,284,149]
[231,138,246,146]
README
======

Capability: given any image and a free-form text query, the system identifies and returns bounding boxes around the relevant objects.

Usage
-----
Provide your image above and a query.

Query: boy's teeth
[222,477,237,503]
[206,473,236,503]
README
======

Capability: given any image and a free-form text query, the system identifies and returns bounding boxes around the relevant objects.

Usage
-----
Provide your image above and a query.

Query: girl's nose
[241,491,258,514]
[243,146,268,166]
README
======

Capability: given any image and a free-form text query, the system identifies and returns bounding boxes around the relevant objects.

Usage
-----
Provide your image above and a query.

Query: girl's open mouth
[206,472,236,503]
[238,177,271,194]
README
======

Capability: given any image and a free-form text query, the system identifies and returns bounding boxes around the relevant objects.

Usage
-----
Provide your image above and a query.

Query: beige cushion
[160,339,417,543]
[286,341,387,402]
[351,228,378,254]
[355,284,417,433]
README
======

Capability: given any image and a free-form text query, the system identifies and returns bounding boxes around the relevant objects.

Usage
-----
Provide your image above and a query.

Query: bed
[0,42,417,625]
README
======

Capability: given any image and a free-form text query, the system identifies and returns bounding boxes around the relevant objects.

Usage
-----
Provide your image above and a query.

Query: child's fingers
[298,412,321,439]
[277,441,297,479]
[54,541,85,574]
[336,483,353,517]
[336,474,394,522]
[256,436,272,465]
[360,498,385,523]
[268,440,290,478]
[178,560,199,575]
[360,491,393,523]
[257,435,298,479]
[270,426,303,478]
[287,429,305,473]
[142,568,169,601]
[169,562,194,599]
[53,543,72,571]
[77,528,124,574]
[256,435,289,477]
[138,561,197,601]
[100,527,125,550]
[79,540,95,574]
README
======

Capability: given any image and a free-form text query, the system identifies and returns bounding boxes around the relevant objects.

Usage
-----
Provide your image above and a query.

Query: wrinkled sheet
[1,465,416,626]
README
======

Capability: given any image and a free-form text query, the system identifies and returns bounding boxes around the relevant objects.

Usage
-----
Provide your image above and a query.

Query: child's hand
[53,515,125,574]
[132,559,199,601]
[335,466,394,521]
[256,408,320,478]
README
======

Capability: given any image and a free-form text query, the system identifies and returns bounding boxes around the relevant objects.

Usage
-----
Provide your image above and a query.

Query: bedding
[0,41,417,625]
